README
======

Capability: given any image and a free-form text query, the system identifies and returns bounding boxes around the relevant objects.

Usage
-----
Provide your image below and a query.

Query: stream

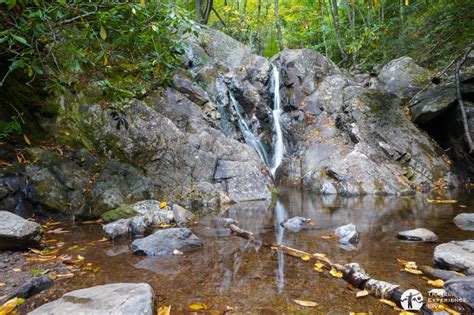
[29,188,474,314]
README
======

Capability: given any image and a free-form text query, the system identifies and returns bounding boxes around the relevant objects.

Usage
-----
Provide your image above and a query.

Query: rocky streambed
[1,188,473,314]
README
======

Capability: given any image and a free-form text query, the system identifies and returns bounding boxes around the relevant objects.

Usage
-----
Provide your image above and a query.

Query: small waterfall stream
[270,65,285,176]
[229,93,270,166]
[274,200,288,292]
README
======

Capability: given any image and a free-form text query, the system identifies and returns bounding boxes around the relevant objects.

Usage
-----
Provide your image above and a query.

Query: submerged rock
[444,276,474,309]
[131,228,203,257]
[9,275,53,300]
[419,266,464,281]
[280,216,313,232]
[397,228,438,242]
[335,223,359,244]
[434,240,474,275]
[0,211,42,250]
[453,213,474,231]
[172,204,196,227]
[29,283,154,315]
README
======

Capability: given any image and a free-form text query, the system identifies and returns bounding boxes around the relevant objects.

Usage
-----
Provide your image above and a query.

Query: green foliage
[0,117,22,139]
[0,0,194,97]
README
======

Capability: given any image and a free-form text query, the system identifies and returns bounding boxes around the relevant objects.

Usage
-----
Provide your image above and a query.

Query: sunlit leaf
[173,249,183,256]
[427,279,444,288]
[0,297,25,315]
[293,299,318,307]
[399,311,417,315]
[301,254,311,261]
[188,303,208,310]
[314,262,324,272]
[157,305,171,315]
[356,289,369,298]
[379,299,397,307]
[99,25,107,40]
[403,267,422,275]
[140,0,146,8]
[0,283,4,288]
[160,201,167,208]
[23,134,31,146]
[329,267,343,278]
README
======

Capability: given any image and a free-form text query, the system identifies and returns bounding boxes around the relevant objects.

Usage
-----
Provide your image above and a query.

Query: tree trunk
[274,0,284,50]
[203,0,213,24]
[329,0,347,62]
[256,0,262,54]
[195,0,202,22]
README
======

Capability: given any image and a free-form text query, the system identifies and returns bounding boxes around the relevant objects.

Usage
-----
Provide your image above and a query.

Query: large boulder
[0,211,42,250]
[375,56,433,99]
[444,276,474,309]
[434,240,474,275]
[131,228,203,257]
[101,200,172,223]
[29,283,154,315]
[454,213,474,231]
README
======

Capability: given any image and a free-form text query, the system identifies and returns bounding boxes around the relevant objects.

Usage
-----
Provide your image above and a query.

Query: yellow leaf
[0,297,24,315]
[403,267,422,275]
[314,262,324,272]
[399,311,417,315]
[0,283,4,287]
[301,254,311,261]
[427,279,444,288]
[404,0,409,5]
[23,134,31,146]
[103,54,109,66]
[356,289,369,298]
[140,0,146,8]
[77,255,85,261]
[293,299,318,307]
[313,253,327,259]
[379,299,396,307]
[99,25,107,40]
[188,303,207,310]
[160,201,167,209]
[329,267,343,278]
[157,305,171,315]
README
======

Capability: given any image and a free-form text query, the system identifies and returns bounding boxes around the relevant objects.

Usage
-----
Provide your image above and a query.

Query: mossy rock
[101,204,138,223]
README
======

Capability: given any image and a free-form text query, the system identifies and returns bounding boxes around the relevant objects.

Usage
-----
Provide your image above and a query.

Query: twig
[455,45,474,154]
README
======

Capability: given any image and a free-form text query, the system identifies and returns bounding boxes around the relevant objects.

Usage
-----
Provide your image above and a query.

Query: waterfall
[270,65,285,176]
[229,93,271,166]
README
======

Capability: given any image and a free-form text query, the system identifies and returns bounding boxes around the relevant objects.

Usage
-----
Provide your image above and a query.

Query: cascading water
[229,93,270,166]
[274,200,288,292]
[270,65,285,176]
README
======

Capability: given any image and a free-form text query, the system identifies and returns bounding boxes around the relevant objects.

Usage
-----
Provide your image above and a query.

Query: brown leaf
[293,299,318,307]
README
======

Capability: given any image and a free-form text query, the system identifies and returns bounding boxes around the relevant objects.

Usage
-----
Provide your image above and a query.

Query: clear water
[26,188,474,314]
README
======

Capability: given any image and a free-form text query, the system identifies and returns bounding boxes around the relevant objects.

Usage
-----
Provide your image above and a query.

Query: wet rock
[29,283,154,315]
[103,218,132,241]
[101,200,172,223]
[453,213,474,231]
[397,228,438,242]
[86,161,156,218]
[0,185,8,200]
[419,266,463,281]
[0,211,42,250]
[9,275,53,299]
[320,181,337,195]
[335,223,359,244]
[434,240,474,275]
[280,216,313,232]
[172,204,196,227]
[444,275,474,309]
[131,228,203,257]
[375,56,433,99]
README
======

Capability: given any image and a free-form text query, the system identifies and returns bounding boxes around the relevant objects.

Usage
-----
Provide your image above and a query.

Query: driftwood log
[225,223,433,314]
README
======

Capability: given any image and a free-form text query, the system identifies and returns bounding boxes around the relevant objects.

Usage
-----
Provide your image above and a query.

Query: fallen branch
[225,223,257,243]
[455,45,474,154]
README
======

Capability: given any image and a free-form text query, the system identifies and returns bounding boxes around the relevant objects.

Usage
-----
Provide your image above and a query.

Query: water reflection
[274,200,288,292]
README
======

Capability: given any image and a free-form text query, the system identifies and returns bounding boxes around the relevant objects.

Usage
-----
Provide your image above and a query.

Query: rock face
[444,276,474,309]
[29,283,154,315]
[397,228,438,242]
[434,240,474,275]
[0,211,42,250]
[453,213,474,231]
[280,216,313,232]
[131,228,203,257]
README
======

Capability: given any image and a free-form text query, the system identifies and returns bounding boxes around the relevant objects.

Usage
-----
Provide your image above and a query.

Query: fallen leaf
[379,299,397,307]
[443,304,461,315]
[356,290,369,298]
[160,201,167,209]
[157,305,171,315]
[329,267,343,278]
[0,283,5,287]
[23,134,31,146]
[12,268,21,272]
[399,311,417,315]
[403,267,422,275]
[313,253,327,259]
[173,249,183,256]
[427,279,444,288]
[314,262,324,272]
[0,297,25,314]
[77,255,85,261]
[189,303,208,310]
[293,299,318,307]
[301,254,311,261]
